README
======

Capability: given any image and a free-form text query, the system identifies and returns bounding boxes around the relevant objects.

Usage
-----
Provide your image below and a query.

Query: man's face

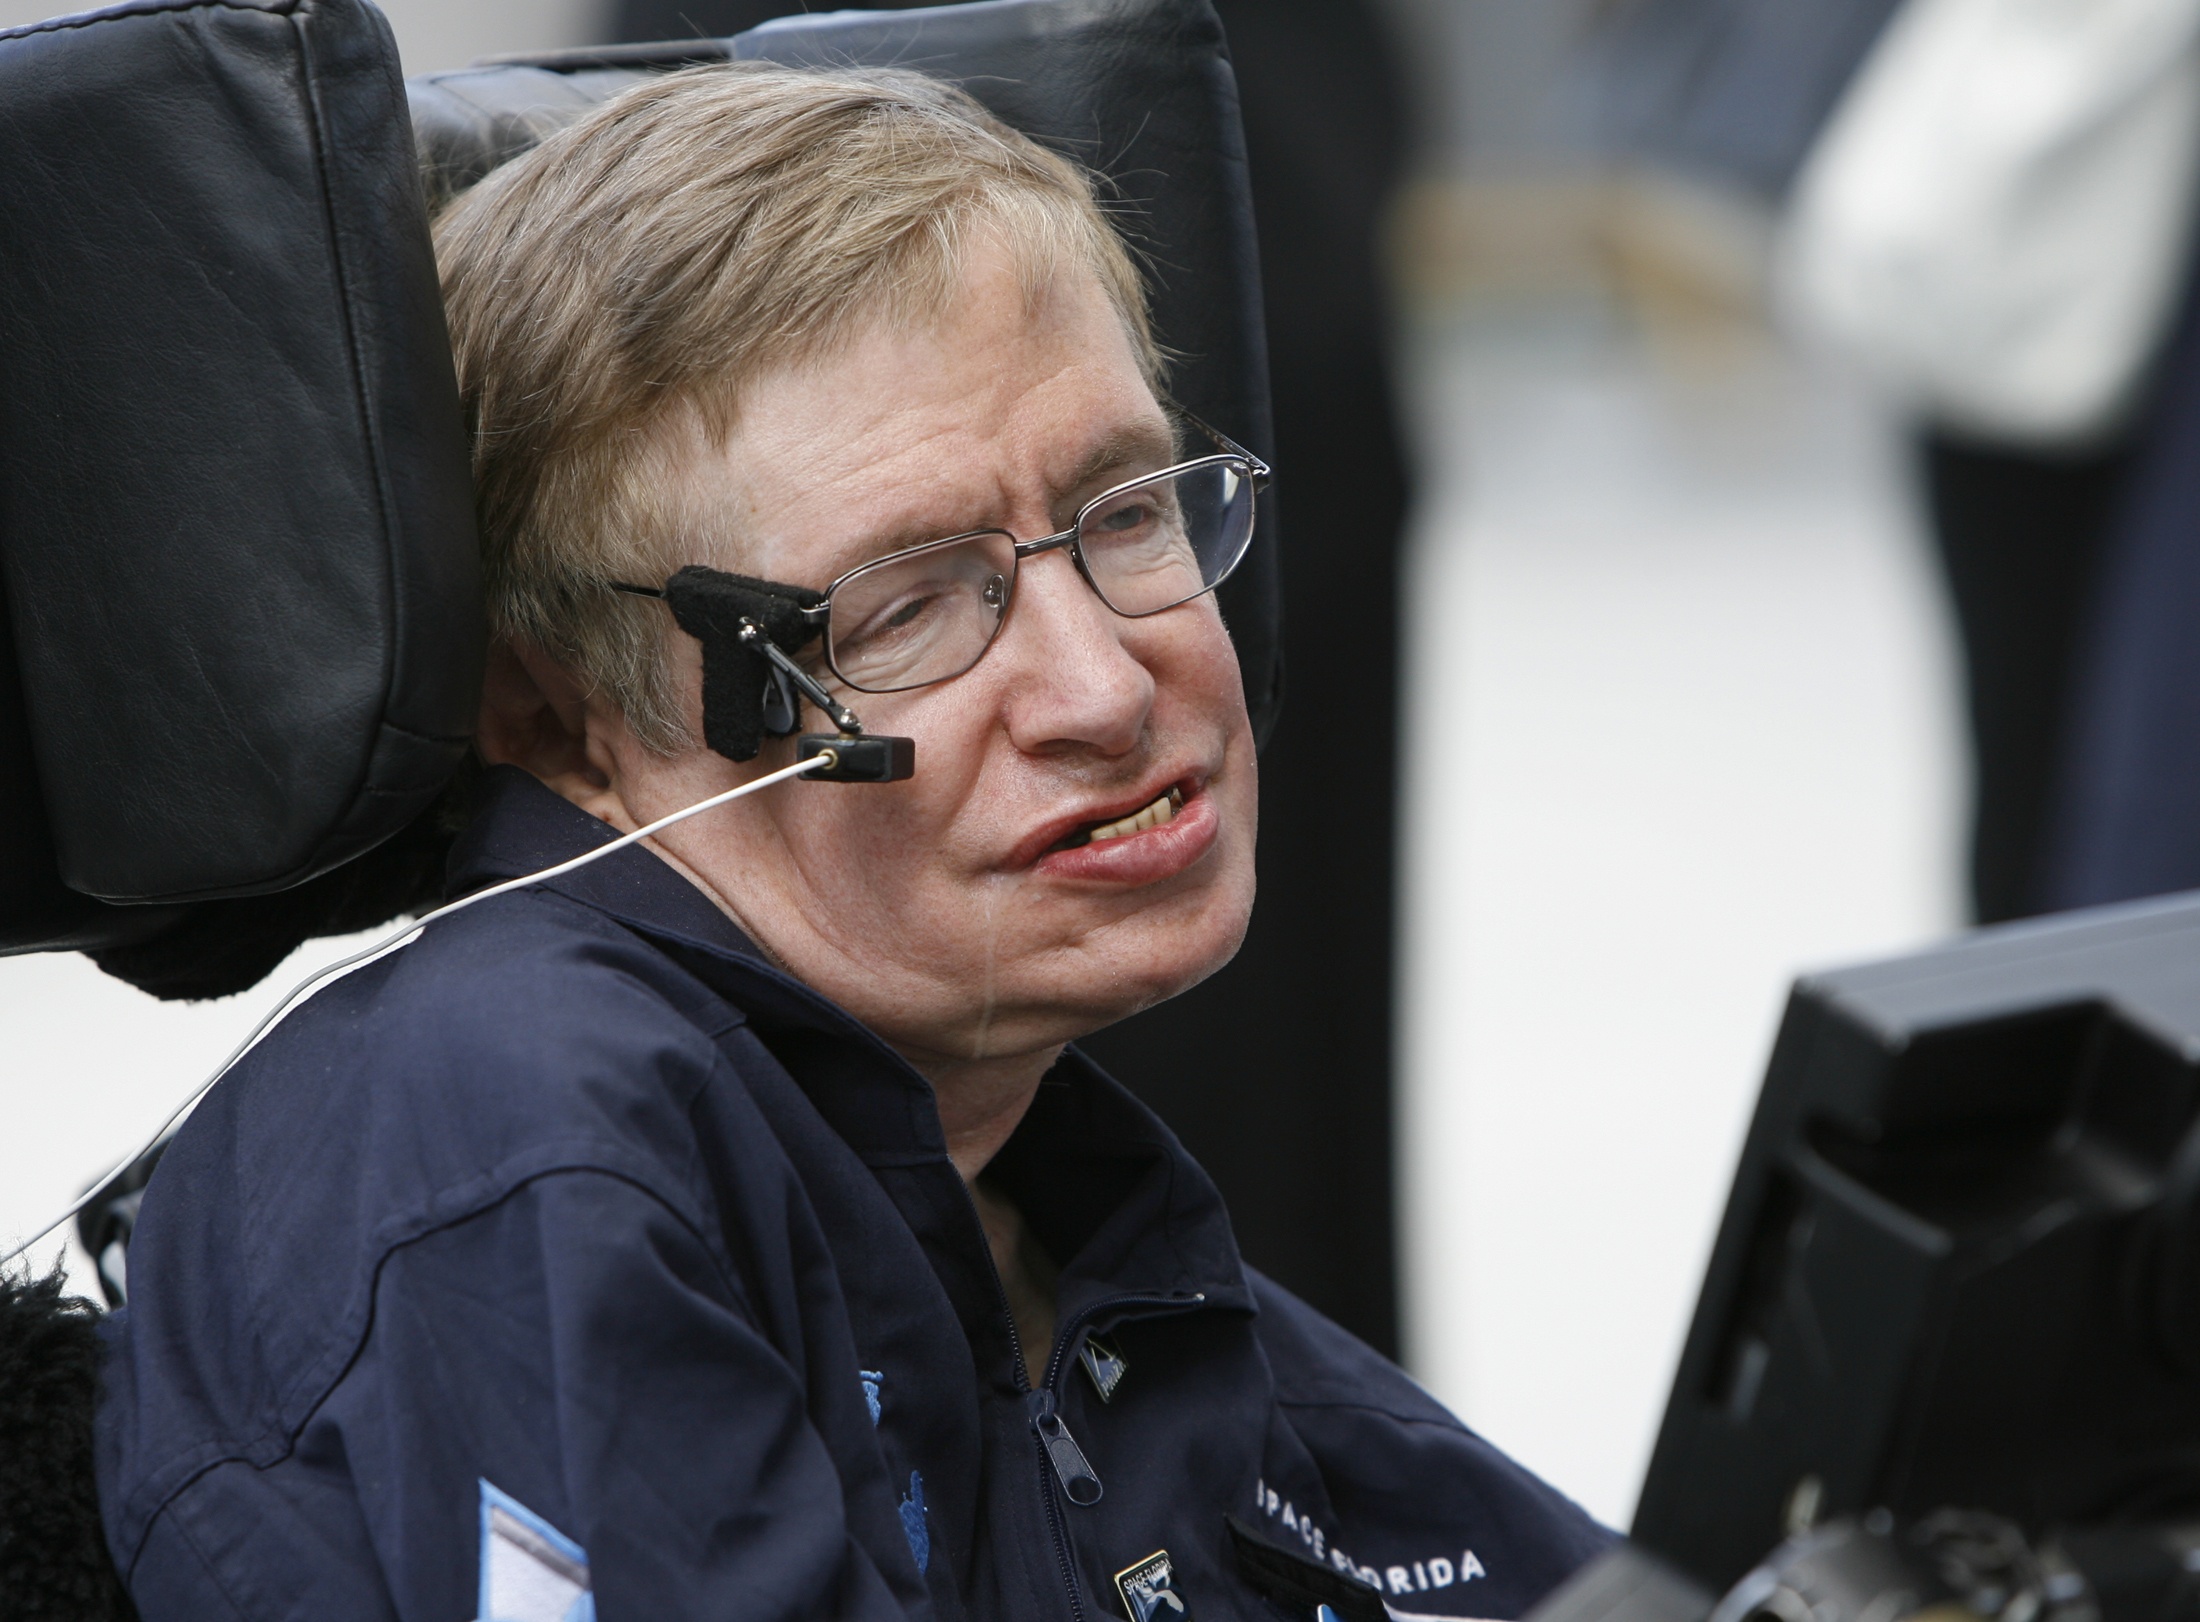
[601,243,1258,1069]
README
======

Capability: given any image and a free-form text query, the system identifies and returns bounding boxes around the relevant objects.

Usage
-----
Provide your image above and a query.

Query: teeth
[1085,787,1183,845]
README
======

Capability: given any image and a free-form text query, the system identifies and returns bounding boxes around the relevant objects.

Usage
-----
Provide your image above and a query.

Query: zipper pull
[1028,1389,1103,1505]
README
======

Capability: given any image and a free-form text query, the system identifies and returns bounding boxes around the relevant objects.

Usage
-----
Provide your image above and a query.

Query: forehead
[673,251,1171,586]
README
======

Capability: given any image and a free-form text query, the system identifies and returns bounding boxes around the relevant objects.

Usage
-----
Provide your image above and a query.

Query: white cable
[0,753,830,1270]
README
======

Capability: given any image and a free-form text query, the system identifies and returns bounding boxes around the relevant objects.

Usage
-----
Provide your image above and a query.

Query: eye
[824,533,1015,690]
[1094,500,1152,534]
[845,587,942,648]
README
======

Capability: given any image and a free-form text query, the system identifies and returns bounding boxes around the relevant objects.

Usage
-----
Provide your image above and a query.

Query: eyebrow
[826,416,1181,576]
[1053,419,1179,513]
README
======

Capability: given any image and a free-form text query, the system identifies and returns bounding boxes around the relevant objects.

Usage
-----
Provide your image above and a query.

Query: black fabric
[2045,269,2200,913]
[0,1267,137,1622]
[85,774,468,1002]
[660,566,826,763]
[1228,1514,1389,1622]
[1919,431,2132,923]
[97,767,1615,1621]
[407,46,735,214]
[0,595,185,960]
[1084,0,1411,1357]
[608,0,1411,1355]
[0,0,481,932]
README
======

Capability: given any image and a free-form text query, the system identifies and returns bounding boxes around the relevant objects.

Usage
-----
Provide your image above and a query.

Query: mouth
[1049,784,1188,852]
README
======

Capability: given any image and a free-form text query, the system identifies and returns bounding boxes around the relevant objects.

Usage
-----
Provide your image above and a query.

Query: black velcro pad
[0,0,481,926]
[660,567,824,763]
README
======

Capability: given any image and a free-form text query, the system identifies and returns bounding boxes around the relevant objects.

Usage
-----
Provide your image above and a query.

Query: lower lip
[1030,786,1221,886]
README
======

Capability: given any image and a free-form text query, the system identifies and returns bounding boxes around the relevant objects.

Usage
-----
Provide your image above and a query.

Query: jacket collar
[445,767,1251,1313]
[447,763,759,955]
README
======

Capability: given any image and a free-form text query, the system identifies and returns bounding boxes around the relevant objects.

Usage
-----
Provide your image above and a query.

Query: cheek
[781,600,1250,887]
[663,634,708,738]
[770,723,991,897]
[751,655,1002,883]
[1165,604,1259,848]
[780,783,943,878]
[1148,599,1249,728]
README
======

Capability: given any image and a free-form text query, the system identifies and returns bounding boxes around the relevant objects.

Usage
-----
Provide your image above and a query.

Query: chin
[1046,875,1254,1039]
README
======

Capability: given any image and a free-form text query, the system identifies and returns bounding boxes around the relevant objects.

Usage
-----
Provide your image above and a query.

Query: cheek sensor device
[742,624,917,786]
[620,565,917,785]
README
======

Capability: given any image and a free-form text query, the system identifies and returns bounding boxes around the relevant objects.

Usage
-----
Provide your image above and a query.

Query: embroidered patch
[860,1369,884,1426]
[1080,1333,1128,1402]
[899,1470,931,1574]
[1252,1476,1487,1600]
[1115,1548,1192,1621]
[476,1481,593,1622]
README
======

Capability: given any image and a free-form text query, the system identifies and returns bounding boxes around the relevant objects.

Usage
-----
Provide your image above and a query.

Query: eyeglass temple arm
[738,620,865,735]
[610,581,864,734]
[1166,401,1272,483]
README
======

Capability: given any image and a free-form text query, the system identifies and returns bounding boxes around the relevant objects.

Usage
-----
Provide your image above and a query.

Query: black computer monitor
[1614,890,2200,1599]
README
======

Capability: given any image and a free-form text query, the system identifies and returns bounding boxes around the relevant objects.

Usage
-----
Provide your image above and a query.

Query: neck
[910,1045,1064,1184]
[649,822,1056,1183]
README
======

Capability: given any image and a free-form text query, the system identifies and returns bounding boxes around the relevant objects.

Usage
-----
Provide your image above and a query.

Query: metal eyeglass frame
[617,412,1271,698]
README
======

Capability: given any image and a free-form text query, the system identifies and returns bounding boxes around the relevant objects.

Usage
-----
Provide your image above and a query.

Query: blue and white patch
[1114,1548,1191,1621]
[476,1480,594,1622]
[860,1369,884,1426]
[899,1470,930,1574]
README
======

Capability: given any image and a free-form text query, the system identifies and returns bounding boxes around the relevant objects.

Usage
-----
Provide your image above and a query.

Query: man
[615,0,1419,1371]
[97,64,1606,1621]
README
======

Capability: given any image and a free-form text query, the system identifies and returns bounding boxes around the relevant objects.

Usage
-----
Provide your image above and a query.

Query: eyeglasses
[623,416,1269,697]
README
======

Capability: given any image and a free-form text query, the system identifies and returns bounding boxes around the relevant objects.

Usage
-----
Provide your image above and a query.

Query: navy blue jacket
[96,768,1609,1622]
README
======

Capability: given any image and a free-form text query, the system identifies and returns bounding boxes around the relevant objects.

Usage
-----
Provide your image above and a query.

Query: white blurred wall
[0,940,385,1295]
[1395,308,1962,1527]
[1380,0,1966,1531]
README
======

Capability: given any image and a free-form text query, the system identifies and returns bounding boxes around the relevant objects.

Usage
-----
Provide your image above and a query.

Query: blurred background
[17,0,2200,1530]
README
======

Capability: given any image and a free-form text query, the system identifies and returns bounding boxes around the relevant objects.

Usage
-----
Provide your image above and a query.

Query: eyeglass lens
[824,459,1257,694]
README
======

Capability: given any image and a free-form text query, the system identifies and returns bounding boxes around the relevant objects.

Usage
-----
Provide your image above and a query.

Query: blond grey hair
[434,62,1163,750]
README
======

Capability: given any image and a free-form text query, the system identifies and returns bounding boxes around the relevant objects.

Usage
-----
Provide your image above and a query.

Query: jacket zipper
[1008,1291,1211,1622]
[1030,1387,1103,1503]
[999,1305,1090,1622]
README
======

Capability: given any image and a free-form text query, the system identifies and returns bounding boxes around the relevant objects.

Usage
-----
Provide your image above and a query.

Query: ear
[475,640,630,824]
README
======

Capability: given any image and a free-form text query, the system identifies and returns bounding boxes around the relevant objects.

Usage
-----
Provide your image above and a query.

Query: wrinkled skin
[479,241,1259,1245]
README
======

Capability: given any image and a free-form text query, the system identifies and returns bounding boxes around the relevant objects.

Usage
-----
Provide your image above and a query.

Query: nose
[993,547,1154,758]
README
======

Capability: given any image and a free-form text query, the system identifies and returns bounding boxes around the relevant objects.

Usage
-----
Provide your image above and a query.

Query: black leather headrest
[409,0,1281,743]
[0,0,481,955]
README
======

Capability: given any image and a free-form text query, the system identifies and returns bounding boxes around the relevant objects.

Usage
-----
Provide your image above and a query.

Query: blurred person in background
[1581,0,2200,927]
[1777,0,2200,923]
[610,0,1419,1356]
